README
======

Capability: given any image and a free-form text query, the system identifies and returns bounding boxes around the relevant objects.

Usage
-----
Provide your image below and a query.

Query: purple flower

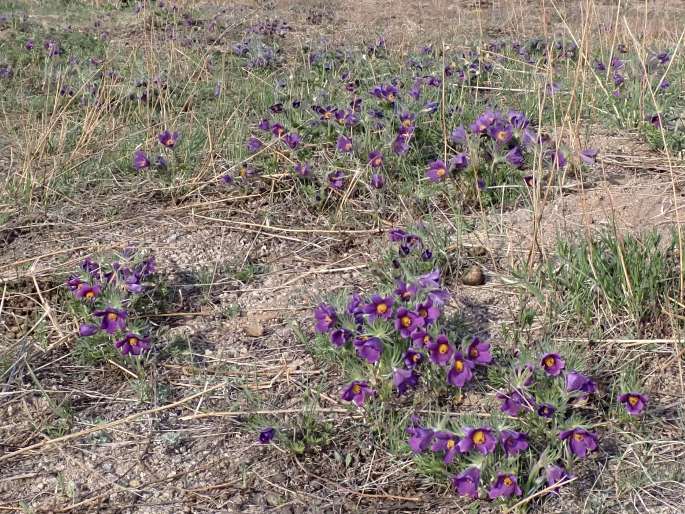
[283,133,301,149]
[74,283,101,300]
[497,390,530,416]
[389,228,407,242]
[416,298,440,325]
[370,173,385,189]
[426,159,448,182]
[314,304,337,333]
[546,149,567,169]
[246,136,263,153]
[505,146,525,168]
[565,371,597,395]
[363,295,394,321]
[403,348,424,368]
[336,135,353,153]
[133,150,150,171]
[368,150,384,168]
[466,337,492,365]
[431,431,461,464]
[25,39,34,50]
[450,126,467,144]
[411,330,433,348]
[546,464,571,491]
[488,473,522,499]
[393,367,419,395]
[259,427,275,444]
[427,335,454,365]
[508,111,529,129]
[341,381,375,406]
[580,148,598,165]
[294,162,311,178]
[500,430,529,456]
[158,130,180,149]
[453,467,480,499]
[559,427,599,459]
[394,281,418,302]
[541,352,565,376]
[395,308,424,338]
[258,118,271,131]
[488,122,513,145]
[618,392,648,416]
[406,425,433,453]
[115,332,150,356]
[93,307,127,334]
[79,324,99,337]
[328,171,346,190]
[312,105,337,121]
[371,83,398,103]
[354,336,383,364]
[399,112,415,128]
[458,427,497,455]
[330,328,352,348]
[271,123,286,137]
[471,111,497,134]
[449,153,470,173]
[537,403,556,418]
[447,352,475,387]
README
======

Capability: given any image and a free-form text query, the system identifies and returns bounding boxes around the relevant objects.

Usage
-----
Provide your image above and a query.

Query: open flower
[427,334,454,365]
[133,150,150,170]
[580,148,598,165]
[559,427,598,458]
[453,467,480,499]
[314,304,337,333]
[467,337,492,365]
[283,132,301,149]
[411,330,433,348]
[447,352,475,387]
[537,403,556,418]
[541,352,565,376]
[431,431,461,464]
[618,392,648,416]
[403,348,424,368]
[328,171,346,190]
[341,381,375,406]
[93,307,127,334]
[368,150,384,168]
[330,328,352,348]
[500,430,529,456]
[395,308,424,338]
[336,135,353,153]
[416,297,440,325]
[75,283,101,300]
[363,295,394,321]
[406,425,433,453]
[426,159,448,182]
[393,367,419,395]
[370,174,385,189]
[246,136,263,153]
[458,427,496,454]
[488,473,522,499]
[158,130,180,148]
[115,332,150,356]
[449,153,470,173]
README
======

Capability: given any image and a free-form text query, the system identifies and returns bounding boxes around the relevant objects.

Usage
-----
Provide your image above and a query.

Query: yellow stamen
[628,396,639,406]
[128,337,139,346]
[446,439,455,449]
[352,384,361,394]
[573,433,584,442]
[503,476,513,487]
[106,312,118,321]
[438,343,449,354]
[454,359,464,371]
[472,430,485,445]
[469,347,478,358]
[376,303,388,314]
[401,316,412,328]
[544,356,556,368]
[436,167,446,177]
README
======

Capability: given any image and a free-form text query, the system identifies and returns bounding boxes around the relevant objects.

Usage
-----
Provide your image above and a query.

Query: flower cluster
[67,249,155,356]
[132,130,179,172]
[310,230,649,503]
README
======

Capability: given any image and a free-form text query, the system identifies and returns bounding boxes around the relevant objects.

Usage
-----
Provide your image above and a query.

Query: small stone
[265,493,282,507]
[129,479,141,488]
[462,265,485,286]
[466,245,487,257]
[244,321,264,337]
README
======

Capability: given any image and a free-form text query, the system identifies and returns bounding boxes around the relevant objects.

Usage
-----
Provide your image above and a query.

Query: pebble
[462,264,485,286]
[244,321,264,337]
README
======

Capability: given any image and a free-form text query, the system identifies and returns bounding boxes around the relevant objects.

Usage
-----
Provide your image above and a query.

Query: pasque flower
[403,348,424,368]
[354,336,383,364]
[79,323,99,337]
[447,352,475,387]
[341,380,375,406]
[453,467,480,499]
[618,392,648,416]
[368,150,383,168]
[427,334,454,365]
[497,390,529,416]
[393,367,419,395]
[330,328,352,347]
[488,473,522,499]
[158,130,180,148]
[336,135,353,153]
[458,427,496,454]
[467,337,492,365]
[395,308,424,338]
[314,304,337,333]
[565,371,597,395]
[431,431,461,464]
[75,283,101,300]
[426,159,448,182]
[559,427,598,458]
[363,295,394,321]
[537,403,556,418]
[541,352,565,376]
[546,464,572,491]
[500,430,529,456]
[115,332,150,356]
[407,425,433,453]
[133,150,150,170]
[259,427,275,444]
[93,307,127,334]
